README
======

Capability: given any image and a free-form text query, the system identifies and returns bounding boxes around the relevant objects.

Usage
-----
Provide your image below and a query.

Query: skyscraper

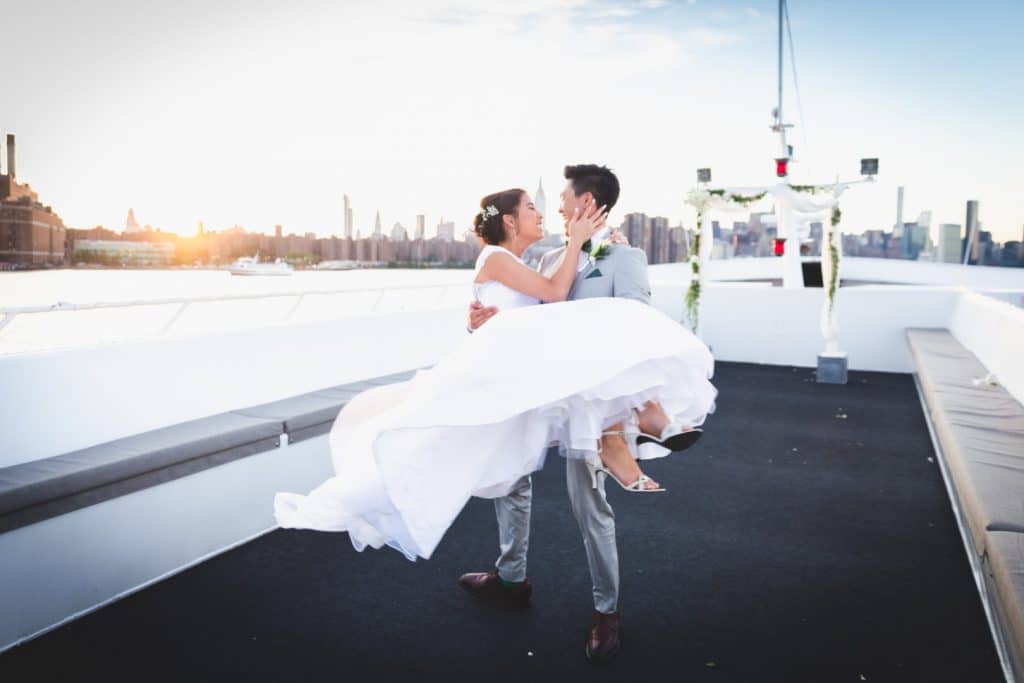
[902,210,931,260]
[650,216,670,264]
[1001,241,1022,267]
[619,213,649,253]
[616,213,673,264]
[937,224,962,263]
[343,195,353,239]
[535,179,547,234]
[436,218,455,242]
[124,209,142,234]
[895,186,905,238]
[669,226,687,262]
[415,214,425,240]
[977,229,995,265]
[963,200,980,264]
[373,210,383,240]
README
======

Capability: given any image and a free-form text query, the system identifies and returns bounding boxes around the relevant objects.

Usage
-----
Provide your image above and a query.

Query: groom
[461,164,652,663]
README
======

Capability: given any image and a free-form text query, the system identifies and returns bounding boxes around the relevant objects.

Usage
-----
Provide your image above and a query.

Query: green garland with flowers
[685,184,845,340]
[827,206,841,311]
[684,220,702,331]
[790,185,843,312]
[684,189,770,333]
[707,189,768,206]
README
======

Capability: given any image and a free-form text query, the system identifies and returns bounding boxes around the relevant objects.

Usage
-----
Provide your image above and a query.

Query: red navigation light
[775,158,789,177]
[773,238,786,256]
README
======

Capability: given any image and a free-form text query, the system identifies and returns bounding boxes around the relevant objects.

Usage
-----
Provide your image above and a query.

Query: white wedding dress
[274,245,717,561]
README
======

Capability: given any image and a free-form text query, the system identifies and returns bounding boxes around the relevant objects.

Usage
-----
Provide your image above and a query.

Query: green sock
[498,576,522,587]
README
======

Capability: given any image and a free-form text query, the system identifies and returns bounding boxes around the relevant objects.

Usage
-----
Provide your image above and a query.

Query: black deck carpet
[1,363,1003,682]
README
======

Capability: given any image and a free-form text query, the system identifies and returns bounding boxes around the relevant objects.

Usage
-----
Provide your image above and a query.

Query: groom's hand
[468,300,498,332]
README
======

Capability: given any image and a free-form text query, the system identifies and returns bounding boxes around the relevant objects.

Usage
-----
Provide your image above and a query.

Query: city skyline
[3,118,1018,268]
[96,187,1017,251]
[2,1,1022,242]
[6,120,1013,269]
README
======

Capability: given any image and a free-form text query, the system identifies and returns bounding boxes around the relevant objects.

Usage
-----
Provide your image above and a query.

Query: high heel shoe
[636,422,703,453]
[592,462,666,493]
[589,428,666,493]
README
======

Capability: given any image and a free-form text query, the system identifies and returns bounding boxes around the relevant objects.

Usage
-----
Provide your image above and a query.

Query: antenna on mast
[777,0,783,128]
[772,0,794,179]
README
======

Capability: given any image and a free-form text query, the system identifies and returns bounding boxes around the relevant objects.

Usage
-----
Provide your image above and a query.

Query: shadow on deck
[0,363,1003,681]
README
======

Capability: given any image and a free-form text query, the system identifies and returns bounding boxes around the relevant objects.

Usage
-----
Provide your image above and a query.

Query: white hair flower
[479,204,499,221]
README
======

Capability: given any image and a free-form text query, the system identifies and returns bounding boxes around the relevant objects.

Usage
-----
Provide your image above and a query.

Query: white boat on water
[228,255,294,276]
[316,260,360,271]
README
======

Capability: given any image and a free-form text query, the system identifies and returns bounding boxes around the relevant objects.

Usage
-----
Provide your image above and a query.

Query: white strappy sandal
[587,425,666,493]
[591,462,666,493]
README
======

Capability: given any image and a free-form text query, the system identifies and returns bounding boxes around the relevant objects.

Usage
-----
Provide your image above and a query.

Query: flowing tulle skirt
[274,297,717,560]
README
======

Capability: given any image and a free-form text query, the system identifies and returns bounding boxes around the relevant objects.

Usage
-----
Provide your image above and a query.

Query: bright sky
[3,0,1022,242]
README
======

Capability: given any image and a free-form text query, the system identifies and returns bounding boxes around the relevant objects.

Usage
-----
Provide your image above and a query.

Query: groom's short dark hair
[564,164,620,211]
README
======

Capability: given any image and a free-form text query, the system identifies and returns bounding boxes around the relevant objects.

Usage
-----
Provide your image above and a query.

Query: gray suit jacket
[537,244,652,305]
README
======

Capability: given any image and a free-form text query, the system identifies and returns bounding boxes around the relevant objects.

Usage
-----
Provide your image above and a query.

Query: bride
[469,191,708,492]
[274,189,717,561]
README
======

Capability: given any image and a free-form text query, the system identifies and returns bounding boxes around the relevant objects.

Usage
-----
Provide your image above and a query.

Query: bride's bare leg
[599,425,661,491]
[635,401,670,436]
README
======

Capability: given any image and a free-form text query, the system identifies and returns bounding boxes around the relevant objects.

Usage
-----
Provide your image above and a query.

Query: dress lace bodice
[472,245,541,310]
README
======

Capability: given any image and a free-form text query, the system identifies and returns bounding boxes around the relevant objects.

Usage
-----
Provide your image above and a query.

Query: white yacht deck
[1,257,1022,681]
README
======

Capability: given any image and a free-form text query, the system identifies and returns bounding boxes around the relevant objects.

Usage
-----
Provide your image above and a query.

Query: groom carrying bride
[462,164,674,663]
[276,164,715,666]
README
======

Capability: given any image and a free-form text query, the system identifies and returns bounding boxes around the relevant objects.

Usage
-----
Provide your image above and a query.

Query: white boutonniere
[588,240,612,267]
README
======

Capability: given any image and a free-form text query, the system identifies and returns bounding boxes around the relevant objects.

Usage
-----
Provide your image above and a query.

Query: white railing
[0,283,473,355]
[651,256,1024,291]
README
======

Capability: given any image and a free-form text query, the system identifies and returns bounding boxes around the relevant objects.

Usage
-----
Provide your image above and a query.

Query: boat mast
[773,0,792,180]
[778,0,784,136]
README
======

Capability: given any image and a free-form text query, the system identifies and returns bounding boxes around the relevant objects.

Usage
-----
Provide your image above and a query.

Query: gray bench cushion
[233,370,420,445]
[233,391,349,443]
[0,368,425,534]
[0,413,282,532]
[357,370,419,386]
[986,531,1024,672]
[907,328,1024,555]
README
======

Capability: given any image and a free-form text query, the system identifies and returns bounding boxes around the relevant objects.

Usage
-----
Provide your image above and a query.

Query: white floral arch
[684,182,851,352]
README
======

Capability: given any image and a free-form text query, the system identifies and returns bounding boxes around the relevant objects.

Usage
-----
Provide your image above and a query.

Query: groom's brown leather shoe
[585,610,621,663]
[458,570,532,607]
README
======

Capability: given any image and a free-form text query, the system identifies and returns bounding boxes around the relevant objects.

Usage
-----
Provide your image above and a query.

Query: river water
[0,267,473,308]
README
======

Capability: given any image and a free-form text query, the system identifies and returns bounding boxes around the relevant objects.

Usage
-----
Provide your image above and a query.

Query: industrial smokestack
[5,134,14,179]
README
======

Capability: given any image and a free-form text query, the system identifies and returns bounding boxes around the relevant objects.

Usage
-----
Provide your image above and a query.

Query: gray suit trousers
[491,242,645,615]
[494,457,619,614]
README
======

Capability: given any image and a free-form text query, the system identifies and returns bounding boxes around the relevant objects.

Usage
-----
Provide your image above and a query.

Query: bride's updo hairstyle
[473,189,525,245]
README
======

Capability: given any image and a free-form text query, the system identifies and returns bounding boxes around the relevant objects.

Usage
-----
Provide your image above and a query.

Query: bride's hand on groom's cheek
[468,300,499,331]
